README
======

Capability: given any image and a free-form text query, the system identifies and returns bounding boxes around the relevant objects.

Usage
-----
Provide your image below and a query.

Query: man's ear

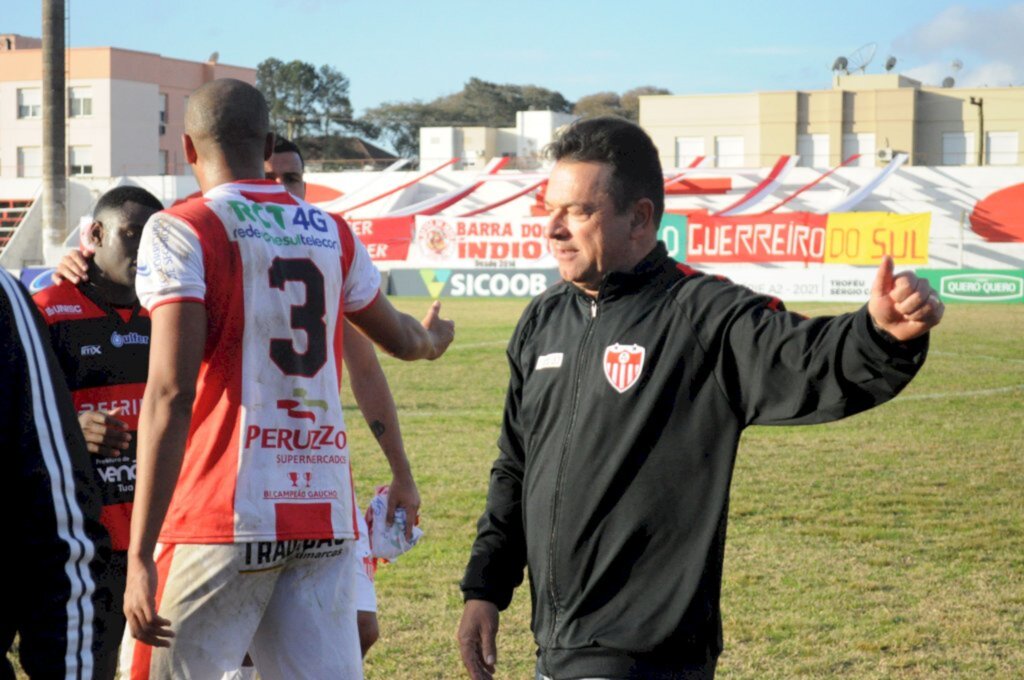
[88,220,104,247]
[630,198,655,238]
[263,132,275,162]
[183,133,198,164]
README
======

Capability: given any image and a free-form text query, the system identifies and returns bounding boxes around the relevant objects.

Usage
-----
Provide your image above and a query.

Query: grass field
[352,298,1023,679]
[9,299,1022,679]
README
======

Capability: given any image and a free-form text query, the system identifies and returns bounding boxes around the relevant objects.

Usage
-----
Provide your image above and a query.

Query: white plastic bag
[366,485,423,561]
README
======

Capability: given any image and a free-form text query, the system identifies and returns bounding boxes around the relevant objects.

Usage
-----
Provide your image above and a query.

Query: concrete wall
[641,93,761,169]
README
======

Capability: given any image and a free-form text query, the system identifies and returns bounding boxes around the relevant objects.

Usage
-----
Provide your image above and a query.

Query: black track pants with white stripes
[0,268,112,680]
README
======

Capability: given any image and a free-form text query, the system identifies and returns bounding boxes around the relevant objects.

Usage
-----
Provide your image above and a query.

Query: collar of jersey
[205,179,283,192]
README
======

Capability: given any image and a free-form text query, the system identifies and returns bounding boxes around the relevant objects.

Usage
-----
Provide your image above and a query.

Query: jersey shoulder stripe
[33,282,107,324]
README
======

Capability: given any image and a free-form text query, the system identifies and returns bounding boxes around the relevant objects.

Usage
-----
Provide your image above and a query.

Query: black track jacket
[461,243,928,679]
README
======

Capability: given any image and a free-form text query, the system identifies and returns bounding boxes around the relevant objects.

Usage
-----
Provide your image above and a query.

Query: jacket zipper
[545,297,598,647]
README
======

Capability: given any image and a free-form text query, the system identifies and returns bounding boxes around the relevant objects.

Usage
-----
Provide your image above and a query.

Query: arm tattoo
[369,420,386,441]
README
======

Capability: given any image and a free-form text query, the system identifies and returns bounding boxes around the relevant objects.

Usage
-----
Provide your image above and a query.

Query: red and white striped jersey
[135,180,381,544]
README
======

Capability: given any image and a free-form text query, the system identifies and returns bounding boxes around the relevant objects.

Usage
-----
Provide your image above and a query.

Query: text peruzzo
[227,200,339,251]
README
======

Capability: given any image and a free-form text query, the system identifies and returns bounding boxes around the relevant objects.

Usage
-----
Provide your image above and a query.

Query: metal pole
[42,0,66,261]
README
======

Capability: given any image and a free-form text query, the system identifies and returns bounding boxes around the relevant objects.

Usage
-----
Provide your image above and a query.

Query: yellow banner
[824,212,931,265]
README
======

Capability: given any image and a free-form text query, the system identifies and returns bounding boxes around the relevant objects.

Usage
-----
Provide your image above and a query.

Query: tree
[573,92,624,119]
[572,86,672,122]
[256,58,359,139]
[362,78,572,158]
[620,86,671,121]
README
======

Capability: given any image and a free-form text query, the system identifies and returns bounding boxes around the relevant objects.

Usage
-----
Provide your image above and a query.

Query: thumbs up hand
[868,255,945,342]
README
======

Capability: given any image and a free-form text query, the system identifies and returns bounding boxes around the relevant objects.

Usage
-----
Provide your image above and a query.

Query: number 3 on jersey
[268,257,327,377]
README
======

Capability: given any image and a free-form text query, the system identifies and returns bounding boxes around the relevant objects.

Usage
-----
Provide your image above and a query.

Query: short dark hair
[273,135,304,169]
[93,185,163,220]
[546,116,664,224]
[185,79,269,162]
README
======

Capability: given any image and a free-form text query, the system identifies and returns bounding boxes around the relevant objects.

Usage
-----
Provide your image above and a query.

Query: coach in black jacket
[458,118,945,680]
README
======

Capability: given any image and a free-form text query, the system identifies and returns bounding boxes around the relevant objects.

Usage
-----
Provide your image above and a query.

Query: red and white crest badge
[603,344,646,393]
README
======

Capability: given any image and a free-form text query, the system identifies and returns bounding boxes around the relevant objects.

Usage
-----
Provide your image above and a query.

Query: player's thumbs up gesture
[421,300,455,360]
[868,255,945,342]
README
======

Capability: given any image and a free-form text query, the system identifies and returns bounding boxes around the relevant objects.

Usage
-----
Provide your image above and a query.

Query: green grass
[351,299,1024,679]
[10,300,1022,678]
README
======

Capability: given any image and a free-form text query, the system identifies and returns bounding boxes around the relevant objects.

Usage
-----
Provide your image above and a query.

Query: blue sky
[6,1,1024,114]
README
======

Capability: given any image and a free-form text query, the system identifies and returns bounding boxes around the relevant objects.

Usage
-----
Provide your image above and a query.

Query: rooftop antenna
[846,42,877,74]
[942,59,963,88]
[831,56,849,74]
[208,51,219,64]
[884,55,897,72]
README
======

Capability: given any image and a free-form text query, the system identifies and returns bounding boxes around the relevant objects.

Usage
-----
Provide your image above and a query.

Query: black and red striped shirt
[33,280,150,550]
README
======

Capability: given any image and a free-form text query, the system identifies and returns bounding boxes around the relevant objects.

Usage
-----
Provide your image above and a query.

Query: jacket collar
[568,242,675,302]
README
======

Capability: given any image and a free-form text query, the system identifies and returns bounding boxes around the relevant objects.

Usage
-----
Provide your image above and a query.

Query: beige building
[0,34,255,178]
[420,110,578,170]
[640,73,1024,169]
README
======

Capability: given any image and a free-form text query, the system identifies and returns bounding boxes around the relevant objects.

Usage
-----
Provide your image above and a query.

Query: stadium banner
[916,269,1024,303]
[823,212,930,265]
[347,216,415,261]
[389,268,561,298]
[657,213,688,261]
[407,216,555,269]
[684,212,930,265]
[721,267,876,302]
[686,212,828,263]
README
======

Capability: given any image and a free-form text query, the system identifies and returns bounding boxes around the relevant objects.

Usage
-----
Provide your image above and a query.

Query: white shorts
[121,540,362,680]
[353,509,377,614]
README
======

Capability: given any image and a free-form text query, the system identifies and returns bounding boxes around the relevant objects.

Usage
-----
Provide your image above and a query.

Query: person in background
[267,134,409,657]
[34,185,163,679]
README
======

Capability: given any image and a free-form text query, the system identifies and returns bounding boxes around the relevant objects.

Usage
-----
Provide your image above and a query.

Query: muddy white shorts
[120,539,361,680]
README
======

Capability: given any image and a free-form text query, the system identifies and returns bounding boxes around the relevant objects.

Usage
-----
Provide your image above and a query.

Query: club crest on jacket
[603,344,645,393]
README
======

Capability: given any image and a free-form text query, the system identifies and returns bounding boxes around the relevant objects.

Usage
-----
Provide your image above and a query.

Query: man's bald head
[185,79,270,164]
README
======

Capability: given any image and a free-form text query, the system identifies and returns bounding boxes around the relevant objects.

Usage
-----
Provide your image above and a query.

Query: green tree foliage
[256,58,364,139]
[572,86,671,122]
[362,77,572,158]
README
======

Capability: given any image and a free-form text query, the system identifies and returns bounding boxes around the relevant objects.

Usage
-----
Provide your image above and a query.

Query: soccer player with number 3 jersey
[121,79,453,679]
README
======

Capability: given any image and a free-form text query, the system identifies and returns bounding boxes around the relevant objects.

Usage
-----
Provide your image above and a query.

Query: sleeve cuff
[858,305,928,361]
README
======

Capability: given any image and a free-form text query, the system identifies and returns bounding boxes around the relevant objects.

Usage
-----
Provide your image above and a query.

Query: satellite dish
[832,56,849,74]
[884,56,897,72]
[942,76,955,88]
[951,58,963,73]
[847,42,877,74]
[208,51,219,64]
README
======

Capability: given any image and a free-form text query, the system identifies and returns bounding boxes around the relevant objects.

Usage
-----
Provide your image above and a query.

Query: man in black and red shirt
[34,185,163,680]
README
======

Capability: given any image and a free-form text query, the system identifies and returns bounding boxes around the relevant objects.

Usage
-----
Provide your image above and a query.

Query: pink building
[0,34,255,178]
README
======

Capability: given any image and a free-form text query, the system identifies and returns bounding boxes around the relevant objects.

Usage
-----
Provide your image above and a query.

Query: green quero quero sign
[917,269,1024,303]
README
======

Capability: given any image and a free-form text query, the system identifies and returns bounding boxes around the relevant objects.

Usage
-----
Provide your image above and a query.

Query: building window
[69,146,93,176]
[17,88,41,119]
[674,136,705,168]
[986,131,1019,166]
[159,150,169,175]
[69,87,92,117]
[159,93,168,135]
[841,133,876,167]
[942,132,975,166]
[17,147,42,177]
[714,136,745,168]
